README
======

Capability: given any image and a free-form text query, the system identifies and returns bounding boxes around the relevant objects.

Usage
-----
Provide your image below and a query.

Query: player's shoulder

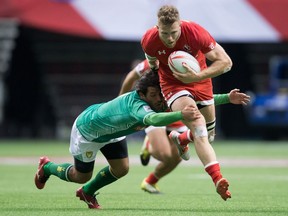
[142,25,158,37]
[126,91,154,115]
[181,20,211,41]
[181,20,205,31]
[141,26,158,46]
[123,90,143,105]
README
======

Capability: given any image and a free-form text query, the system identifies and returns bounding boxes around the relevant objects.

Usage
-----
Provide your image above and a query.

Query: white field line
[0,156,288,167]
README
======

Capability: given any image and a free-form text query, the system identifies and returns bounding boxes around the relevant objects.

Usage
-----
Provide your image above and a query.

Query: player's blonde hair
[157,5,180,25]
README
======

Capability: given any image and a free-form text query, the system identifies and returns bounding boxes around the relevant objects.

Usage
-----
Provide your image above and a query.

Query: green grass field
[0,139,288,216]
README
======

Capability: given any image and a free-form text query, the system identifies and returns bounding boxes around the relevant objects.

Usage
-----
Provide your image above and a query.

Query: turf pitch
[0,139,287,216]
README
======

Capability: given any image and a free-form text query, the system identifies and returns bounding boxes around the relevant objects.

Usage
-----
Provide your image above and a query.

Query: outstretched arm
[144,105,200,126]
[214,89,250,106]
[119,69,140,95]
[228,89,250,105]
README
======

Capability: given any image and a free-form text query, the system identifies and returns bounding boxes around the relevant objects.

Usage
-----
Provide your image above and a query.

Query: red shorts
[161,78,214,107]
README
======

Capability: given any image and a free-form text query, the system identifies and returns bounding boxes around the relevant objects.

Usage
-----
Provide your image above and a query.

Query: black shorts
[74,138,128,173]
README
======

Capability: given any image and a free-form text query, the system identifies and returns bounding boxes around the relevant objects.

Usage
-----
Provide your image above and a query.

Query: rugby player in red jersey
[141,5,233,200]
[120,59,249,197]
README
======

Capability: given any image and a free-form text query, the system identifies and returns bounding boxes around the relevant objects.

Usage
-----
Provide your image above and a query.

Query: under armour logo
[158,50,166,55]
[183,44,191,52]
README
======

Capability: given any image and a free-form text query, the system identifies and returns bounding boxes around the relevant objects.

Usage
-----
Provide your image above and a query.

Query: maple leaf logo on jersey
[209,42,215,50]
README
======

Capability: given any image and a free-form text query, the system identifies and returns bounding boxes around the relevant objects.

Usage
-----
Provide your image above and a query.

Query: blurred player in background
[119,59,250,194]
[34,71,198,209]
[141,5,235,200]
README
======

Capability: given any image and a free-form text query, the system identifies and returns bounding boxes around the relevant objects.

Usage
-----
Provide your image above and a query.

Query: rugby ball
[168,51,200,73]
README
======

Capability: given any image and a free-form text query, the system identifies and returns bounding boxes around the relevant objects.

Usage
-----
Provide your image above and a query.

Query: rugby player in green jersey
[34,70,200,209]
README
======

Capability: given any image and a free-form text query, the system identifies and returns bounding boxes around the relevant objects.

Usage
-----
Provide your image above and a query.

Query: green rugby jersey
[76,91,158,143]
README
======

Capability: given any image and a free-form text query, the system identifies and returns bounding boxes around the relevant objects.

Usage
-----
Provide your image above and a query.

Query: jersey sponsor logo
[86,151,93,158]
[143,105,152,112]
[158,50,166,55]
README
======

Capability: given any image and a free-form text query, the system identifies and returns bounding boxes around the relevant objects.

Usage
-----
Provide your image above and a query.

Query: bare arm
[202,43,233,78]
[119,69,140,95]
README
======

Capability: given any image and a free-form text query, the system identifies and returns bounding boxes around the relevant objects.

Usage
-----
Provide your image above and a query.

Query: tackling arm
[144,104,200,126]
[214,89,250,106]
[144,111,182,126]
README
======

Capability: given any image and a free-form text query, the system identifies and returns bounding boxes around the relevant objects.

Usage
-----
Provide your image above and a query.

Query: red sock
[145,173,159,184]
[205,162,223,185]
[178,130,193,146]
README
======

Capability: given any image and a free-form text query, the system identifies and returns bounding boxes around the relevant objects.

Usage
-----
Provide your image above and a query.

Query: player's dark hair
[135,70,160,95]
[157,5,179,25]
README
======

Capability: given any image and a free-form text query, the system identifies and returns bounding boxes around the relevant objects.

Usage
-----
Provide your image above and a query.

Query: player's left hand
[172,63,202,83]
[228,89,250,105]
[181,104,202,121]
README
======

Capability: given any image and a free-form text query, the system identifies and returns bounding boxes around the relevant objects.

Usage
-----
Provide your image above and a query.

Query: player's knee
[189,111,206,126]
[192,109,204,121]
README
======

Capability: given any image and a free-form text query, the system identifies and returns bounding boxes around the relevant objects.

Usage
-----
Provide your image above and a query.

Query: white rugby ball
[168,51,200,73]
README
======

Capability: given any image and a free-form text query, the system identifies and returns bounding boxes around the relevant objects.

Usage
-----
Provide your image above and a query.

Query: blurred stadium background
[0,0,287,141]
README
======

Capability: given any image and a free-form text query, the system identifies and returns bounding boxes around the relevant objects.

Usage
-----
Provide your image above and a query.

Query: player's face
[143,87,165,111]
[158,21,181,48]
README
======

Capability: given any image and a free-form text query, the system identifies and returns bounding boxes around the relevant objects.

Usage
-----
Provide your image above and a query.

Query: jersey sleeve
[143,111,183,126]
[141,26,158,58]
[214,94,230,106]
[134,59,151,77]
[187,21,216,54]
[131,103,155,122]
